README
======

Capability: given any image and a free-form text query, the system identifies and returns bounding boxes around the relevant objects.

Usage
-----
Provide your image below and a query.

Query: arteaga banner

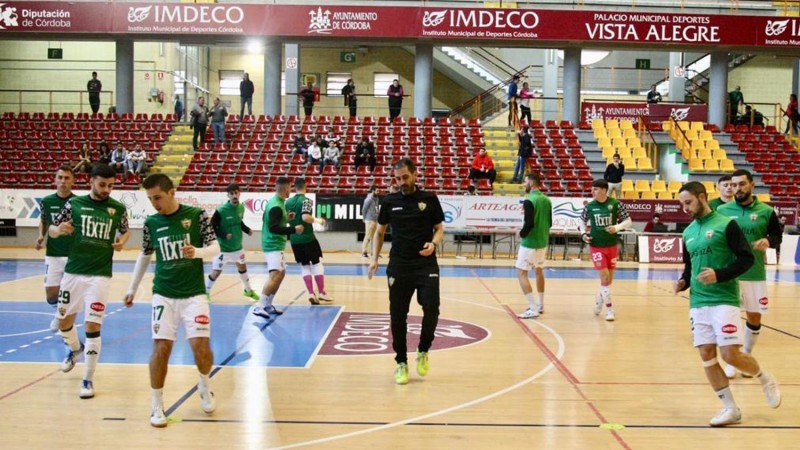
[0,2,799,49]
[582,102,709,124]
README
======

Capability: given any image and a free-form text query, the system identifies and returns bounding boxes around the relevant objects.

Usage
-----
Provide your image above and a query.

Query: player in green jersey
[125,174,220,428]
[675,181,780,426]
[718,170,783,379]
[708,174,733,211]
[579,179,632,321]
[515,174,552,319]
[285,178,333,305]
[48,163,130,399]
[36,164,75,332]
[205,183,259,301]
[254,177,304,319]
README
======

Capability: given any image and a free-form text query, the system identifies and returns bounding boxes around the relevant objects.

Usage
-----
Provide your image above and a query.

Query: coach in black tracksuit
[367,157,444,383]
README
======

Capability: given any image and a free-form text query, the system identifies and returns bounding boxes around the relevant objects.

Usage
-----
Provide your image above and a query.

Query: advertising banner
[648,103,709,122]
[638,235,684,263]
[580,102,710,124]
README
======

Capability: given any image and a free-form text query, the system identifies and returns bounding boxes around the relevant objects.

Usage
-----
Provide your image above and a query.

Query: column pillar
[668,52,685,103]
[413,44,433,119]
[708,52,728,129]
[562,48,581,125]
[541,49,558,122]
[265,42,283,117]
[115,39,134,114]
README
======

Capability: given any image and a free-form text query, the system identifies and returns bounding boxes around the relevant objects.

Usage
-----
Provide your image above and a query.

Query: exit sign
[47,48,63,59]
[635,58,650,70]
[340,52,356,63]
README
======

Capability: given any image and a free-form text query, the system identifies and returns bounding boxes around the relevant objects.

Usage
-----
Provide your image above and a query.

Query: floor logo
[320,312,490,355]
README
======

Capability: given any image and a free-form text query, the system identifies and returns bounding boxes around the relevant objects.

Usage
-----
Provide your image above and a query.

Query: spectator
[728,85,744,124]
[647,84,662,104]
[342,79,357,118]
[173,95,184,122]
[190,97,209,151]
[387,79,404,121]
[361,185,379,258]
[507,74,520,127]
[603,153,625,198]
[354,136,376,172]
[87,71,102,114]
[293,132,308,159]
[307,138,322,166]
[322,140,341,171]
[511,126,532,183]
[109,144,127,173]
[126,144,147,175]
[784,93,798,135]
[240,73,254,117]
[96,142,111,165]
[209,97,228,144]
[299,81,316,117]
[643,213,668,233]
[464,185,478,196]
[739,105,764,127]
[468,148,497,186]
[73,143,92,174]
[518,82,533,125]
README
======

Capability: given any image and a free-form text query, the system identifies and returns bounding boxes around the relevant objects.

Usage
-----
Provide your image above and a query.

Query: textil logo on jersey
[308,7,332,34]
[0,3,19,29]
[765,19,790,37]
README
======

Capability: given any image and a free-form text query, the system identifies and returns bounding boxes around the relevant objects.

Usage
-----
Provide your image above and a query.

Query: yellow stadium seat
[662,120,672,131]
[611,137,627,148]
[697,148,713,159]
[632,146,647,159]
[602,146,617,158]
[622,190,639,199]
[637,158,654,170]
[708,192,721,200]
[677,121,690,131]
[616,147,632,159]
[627,137,642,148]
[691,141,706,152]
[688,159,705,171]
[623,157,637,169]
[621,179,635,192]
[699,130,713,141]
[706,139,720,150]
[704,159,720,171]
[701,181,716,193]
[651,180,667,193]
[592,119,605,130]
[712,149,727,159]
[623,128,638,138]
[668,180,683,193]
[594,128,608,139]
[691,121,705,131]
[597,137,611,148]
[685,130,699,141]
[635,180,651,192]
[620,119,634,130]
[606,119,620,129]
[720,159,735,172]
[640,191,657,200]
[657,191,674,200]
[608,128,622,138]
[757,193,771,202]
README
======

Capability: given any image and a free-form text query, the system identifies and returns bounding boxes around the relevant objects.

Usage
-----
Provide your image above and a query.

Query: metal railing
[0,90,115,114]
[449,65,534,122]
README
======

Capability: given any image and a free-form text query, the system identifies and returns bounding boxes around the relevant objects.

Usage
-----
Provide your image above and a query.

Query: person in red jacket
[784,93,798,135]
[468,148,497,186]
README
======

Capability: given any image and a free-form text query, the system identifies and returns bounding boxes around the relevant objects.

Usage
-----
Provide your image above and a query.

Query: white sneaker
[537,303,544,314]
[593,296,602,316]
[150,407,168,428]
[760,372,782,408]
[49,317,60,333]
[517,308,539,319]
[60,343,84,373]
[709,407,742,427]
[252,306,271,320]
[200,391,216,414]
[723,364,737,379]
[317,292,334,302]
[79,379,95,399]
[308,294,320,305]
[605,309,615,322]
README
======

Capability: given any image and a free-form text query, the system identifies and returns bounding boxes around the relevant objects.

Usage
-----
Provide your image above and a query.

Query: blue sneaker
[264,306,283,316]
[252,306,271,320]
[79,379,95,399]
[60,343,84,373]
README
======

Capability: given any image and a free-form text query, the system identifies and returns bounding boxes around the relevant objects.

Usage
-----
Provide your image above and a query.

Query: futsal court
[0,248,798,449]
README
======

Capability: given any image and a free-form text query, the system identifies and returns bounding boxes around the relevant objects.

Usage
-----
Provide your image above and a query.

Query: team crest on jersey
[107,208,116,216]
[181,218,192,230]
[607,205,613,210]
[750,214,758,222]
[58,307,66,316]
[418,202,427,211]
[388,277,395,287]
[705,230,714,239]
[153,323,160,334]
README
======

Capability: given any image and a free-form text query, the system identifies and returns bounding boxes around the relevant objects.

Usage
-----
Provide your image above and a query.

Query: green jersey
[717,198,780,281]
[53,195,129,277]
[261,195,289,252]
[520,190,552,249]
[286,193,316,245]
[40,192,75,257]
[681,211,753,308]
[213,202,247,253]
[580,197,630,248]
[143,205,215,299]
[708,197,728,211]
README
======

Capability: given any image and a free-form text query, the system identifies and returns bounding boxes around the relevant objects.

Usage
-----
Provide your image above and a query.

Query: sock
[715,386,737,410]
[205,275,216,292]
[61,325,81,352]
[259,294,275,308]
[198,372,211,394]
[600,285,612,308]
[238,270,253,292]
[744,322,761,354]
[151,388,164,410]
[524,292,536,310]
[303,275,315,296]
[537,292,544,308]
[84,335,101,381]
[313,263,326,293]
[755,370,770,385]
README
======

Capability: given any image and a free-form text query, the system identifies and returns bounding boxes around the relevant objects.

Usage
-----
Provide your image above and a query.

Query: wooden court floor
[0,248,798,449]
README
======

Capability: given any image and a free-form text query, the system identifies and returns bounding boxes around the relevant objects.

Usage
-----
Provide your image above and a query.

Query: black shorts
[290,239,323,265]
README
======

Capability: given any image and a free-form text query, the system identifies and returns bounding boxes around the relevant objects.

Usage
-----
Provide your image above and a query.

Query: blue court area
[0,301,341,368]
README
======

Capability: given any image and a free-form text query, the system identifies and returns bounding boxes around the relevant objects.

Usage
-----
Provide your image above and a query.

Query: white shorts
[151,294,211,341]
[56,274,110,325]
[44,256,67,287]
[690,305,744,348]
[264,251,286,272]
[211,250,247,271]
[739,280,768,315]
[515,247,547,271]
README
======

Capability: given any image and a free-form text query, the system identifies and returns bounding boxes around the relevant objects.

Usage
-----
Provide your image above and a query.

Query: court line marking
[0,310,58,338]
[269,306,566,449]
[303,306,344,369]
